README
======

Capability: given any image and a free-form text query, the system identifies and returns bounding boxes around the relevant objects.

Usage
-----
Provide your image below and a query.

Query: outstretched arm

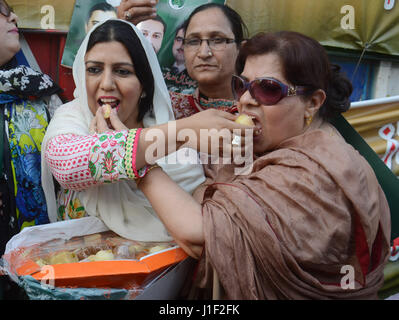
[138,167,204,259]
[94,106,253,173]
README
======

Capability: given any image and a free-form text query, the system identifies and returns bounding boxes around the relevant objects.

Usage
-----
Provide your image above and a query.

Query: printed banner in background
[155,0,225,68]
[8,0,399,58]
[60,0,119,68]
[60,0,225,69]
[7,0,75,31]
[344,100,399,176]
[226,0,399,58]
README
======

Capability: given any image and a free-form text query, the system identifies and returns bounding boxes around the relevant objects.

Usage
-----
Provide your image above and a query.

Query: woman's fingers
[125,7,157,23]
[95,108,113,133]
[118,0,158,24]
[89,107,128,138]
[220,111,255,136]
[180,109,255,157]
[191,109,254,138]
[216,110,237,122]
[188,110,255,161]
[120,0,157,8]
[89,117,97,134]
[109,109,128,131]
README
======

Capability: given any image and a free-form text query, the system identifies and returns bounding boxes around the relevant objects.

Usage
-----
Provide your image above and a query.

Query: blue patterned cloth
[0,66,60,230]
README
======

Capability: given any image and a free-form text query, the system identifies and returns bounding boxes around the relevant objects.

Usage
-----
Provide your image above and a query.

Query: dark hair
[86,20,154,122]
[236,31,353,120]
[150,15,167,33]
[87,2,116,21]
[175,20,186,36]
[182,3,248,46]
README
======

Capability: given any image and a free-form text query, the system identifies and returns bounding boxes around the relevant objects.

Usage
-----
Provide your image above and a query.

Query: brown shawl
[192,119,391,300]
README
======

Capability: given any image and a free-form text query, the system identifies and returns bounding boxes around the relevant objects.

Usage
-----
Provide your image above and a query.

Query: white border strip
[350,95,399,109]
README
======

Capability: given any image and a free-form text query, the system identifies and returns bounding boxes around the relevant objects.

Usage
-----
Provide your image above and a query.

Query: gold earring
[305,115,313,126]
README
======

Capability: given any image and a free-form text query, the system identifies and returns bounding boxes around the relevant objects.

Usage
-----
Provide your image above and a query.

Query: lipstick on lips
[239,112,262,137]
[98,96,120,113]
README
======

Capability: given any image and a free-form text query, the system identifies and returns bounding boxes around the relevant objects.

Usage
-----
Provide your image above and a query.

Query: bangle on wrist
[124,128,139,180]
[136,164,162,187]
[125,128,161,181]
[131,127,143,179]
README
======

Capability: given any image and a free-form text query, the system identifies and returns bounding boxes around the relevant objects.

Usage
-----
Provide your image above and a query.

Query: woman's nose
[197,40,212,58]
[8,11,18,24]
[239,89,258,107]
[100,70,116,91]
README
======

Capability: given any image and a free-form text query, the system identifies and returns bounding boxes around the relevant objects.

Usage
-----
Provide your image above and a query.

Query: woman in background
[0,0,61,299]
[0,0,61,253]
[120,2,247,119]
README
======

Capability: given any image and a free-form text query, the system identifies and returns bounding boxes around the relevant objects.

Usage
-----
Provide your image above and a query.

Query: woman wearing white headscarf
[41,19,208,242]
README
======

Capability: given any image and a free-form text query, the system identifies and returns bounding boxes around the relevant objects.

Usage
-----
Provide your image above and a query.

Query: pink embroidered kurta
[45,131,128,220]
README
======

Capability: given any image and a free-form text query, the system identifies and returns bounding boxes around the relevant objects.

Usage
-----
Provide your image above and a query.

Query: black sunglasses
[232,75,308,106]
[0,1,12,17]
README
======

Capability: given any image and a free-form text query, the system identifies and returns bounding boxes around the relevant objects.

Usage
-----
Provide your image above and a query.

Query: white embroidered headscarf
[41,19,205,242]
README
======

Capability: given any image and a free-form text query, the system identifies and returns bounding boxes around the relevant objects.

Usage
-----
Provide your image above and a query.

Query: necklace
[197,91,236,110]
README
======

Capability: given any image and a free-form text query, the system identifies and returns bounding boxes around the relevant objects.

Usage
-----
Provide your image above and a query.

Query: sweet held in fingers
[102,104,112,119]
[235,114,255,126]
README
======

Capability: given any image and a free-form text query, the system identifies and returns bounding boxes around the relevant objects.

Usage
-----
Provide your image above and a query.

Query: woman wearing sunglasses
[0,0,61,298]
[134,31,391,299]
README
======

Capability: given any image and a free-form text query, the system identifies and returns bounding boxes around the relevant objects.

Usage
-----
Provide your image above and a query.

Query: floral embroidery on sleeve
[89,131,128,183]
[46,130,129,191]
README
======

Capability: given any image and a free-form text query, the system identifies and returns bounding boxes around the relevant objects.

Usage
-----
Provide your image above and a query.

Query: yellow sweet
[35,258,48,267]
[149,245,169,254]
[88,250,114,262]
[84,233,102,246]
[235,114,255,126]
[129,244,145,255]
[49,251,79,265]
[103,104,111,119]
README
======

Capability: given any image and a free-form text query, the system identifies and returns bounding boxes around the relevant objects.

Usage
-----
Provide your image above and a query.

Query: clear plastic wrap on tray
[21,230,177,267]
[0,217,188,300]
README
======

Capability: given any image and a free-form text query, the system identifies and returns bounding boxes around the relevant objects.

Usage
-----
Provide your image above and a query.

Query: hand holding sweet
[178,109,255,158]
[89,106,128,134]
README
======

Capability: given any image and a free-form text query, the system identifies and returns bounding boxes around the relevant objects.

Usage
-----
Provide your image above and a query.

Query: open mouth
[98,97,120,112]
[246,114,262,137]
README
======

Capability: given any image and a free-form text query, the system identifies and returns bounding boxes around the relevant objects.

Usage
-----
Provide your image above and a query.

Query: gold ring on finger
[125,11,132,20]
